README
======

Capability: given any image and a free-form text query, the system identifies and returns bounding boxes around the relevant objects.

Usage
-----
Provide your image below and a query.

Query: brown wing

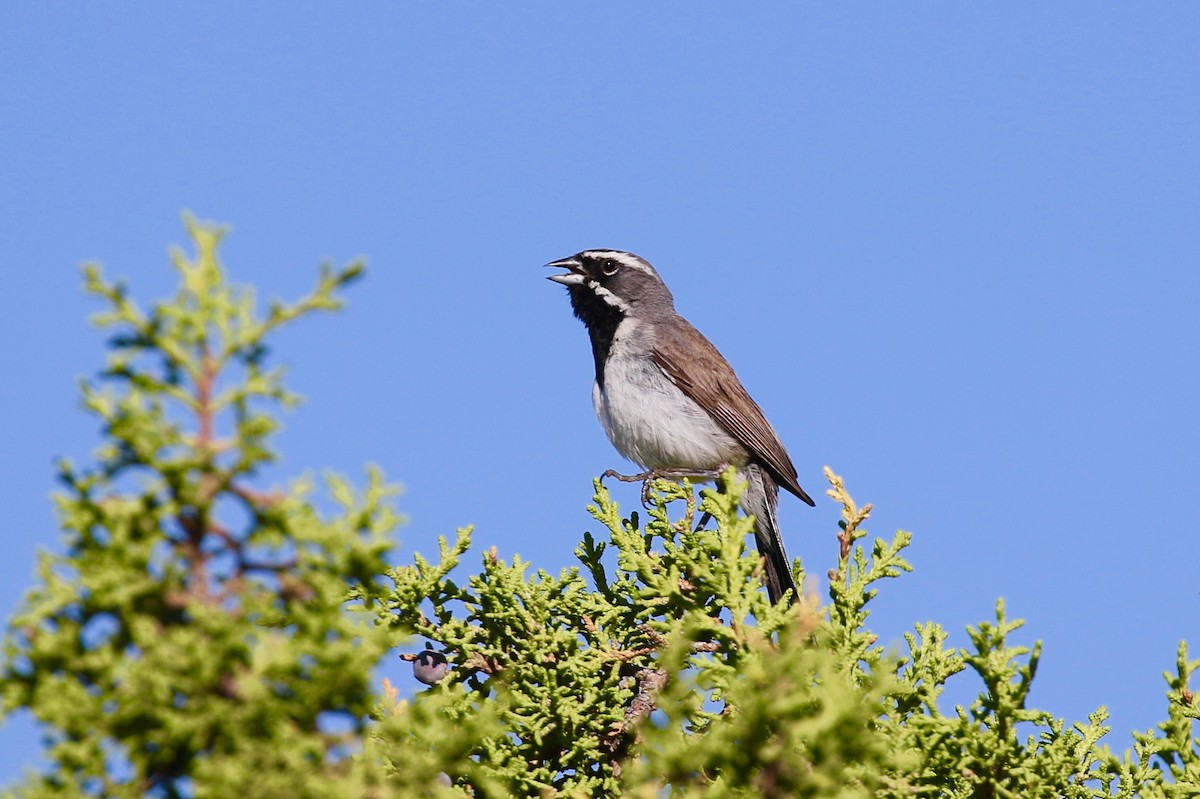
[652,318,815,506]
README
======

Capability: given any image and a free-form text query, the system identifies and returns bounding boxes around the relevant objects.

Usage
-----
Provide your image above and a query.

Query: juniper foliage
[2,220,1197,798]
[1,218,396,799]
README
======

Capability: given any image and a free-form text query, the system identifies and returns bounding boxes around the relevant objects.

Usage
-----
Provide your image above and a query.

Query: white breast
[592,318,743,471]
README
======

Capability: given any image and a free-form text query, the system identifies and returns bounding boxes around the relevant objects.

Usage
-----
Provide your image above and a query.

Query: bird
[545,249,814,604]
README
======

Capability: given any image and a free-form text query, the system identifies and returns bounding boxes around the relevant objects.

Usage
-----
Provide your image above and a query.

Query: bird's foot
[601,467,725,509]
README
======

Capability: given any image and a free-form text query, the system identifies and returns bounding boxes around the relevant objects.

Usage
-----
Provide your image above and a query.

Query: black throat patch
[568,285,625,389]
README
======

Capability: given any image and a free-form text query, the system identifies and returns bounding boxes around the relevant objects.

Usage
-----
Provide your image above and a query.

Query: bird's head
[546,249,674,323]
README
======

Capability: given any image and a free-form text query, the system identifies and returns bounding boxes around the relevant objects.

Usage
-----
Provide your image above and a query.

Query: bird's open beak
[545,256,585,286]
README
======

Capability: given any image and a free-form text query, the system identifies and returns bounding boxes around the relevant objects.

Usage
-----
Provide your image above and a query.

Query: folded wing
[651,319,815,506]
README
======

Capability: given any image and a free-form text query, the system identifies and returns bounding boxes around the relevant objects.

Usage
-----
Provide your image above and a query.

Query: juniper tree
[373,464,1199,798]
[3,219,1197,798]
[1,218,399,798]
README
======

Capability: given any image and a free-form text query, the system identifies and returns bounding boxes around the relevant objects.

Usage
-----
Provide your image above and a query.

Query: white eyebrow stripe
[586,280,632,313]
[584,250,656,276]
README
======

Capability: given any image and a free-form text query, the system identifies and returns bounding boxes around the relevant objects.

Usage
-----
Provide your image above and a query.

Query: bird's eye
[600,258,619,276]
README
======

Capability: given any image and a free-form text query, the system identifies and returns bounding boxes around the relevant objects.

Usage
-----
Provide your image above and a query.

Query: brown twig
[209,520,241,552]
[464,652,501,676]
[600,667,669,770]
[176,511,214,604]
[196,346,217,451]
[229,483,285,509]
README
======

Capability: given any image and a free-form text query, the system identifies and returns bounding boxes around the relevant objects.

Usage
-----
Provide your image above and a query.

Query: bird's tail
[741,463,798,605]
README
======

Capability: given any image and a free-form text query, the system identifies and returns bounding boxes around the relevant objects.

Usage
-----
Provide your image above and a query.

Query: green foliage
[369,468,1198,798]
[2,217,397,798]
[3,218,1197,797]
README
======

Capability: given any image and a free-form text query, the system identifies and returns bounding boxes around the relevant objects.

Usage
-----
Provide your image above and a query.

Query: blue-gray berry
[412,649,449,685]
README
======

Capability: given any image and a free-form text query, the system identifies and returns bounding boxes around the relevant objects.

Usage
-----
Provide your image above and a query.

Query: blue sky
[2,4,1198,781]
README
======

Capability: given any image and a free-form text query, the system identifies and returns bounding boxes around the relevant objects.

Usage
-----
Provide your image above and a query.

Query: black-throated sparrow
[546,249,814,604]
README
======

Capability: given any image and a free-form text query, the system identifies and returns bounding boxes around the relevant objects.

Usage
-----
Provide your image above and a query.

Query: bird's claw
[600,467,725,510]
[600,468,659,508]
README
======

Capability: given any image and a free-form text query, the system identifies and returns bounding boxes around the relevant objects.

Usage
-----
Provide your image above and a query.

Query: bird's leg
[600,469,660,508]
[601,467,725,509]
[694,512,713,531]
[601,468,658,484]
